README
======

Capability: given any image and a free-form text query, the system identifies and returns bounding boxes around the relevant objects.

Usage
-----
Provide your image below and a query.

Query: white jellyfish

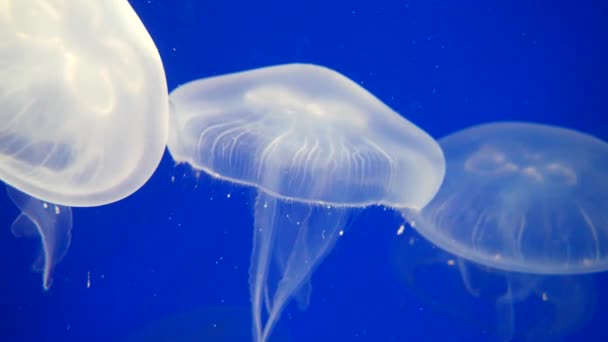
[402,122,608,275]
[167,64,446,341]
[399,122,608,339]
[1,1,169,288]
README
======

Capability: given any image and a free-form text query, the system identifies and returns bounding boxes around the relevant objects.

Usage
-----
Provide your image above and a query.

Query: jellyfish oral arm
[249,190,347,341]
[6,185,73,290]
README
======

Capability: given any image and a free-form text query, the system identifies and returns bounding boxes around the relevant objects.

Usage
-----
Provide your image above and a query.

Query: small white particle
[396,225,405,235]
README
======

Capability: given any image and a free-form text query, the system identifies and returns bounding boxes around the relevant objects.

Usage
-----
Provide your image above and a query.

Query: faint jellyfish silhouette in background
[124,305,293,342]
[399,122,608,339]
[390,231,597,341]
[0,1,169,288]
[167,63,446,342]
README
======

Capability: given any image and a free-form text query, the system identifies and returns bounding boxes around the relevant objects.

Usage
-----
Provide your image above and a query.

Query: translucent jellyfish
[401,122,608,275]
[1,1,168,288]
[397,122,607,339]
[0,1,168,207]
[167,64,445,341]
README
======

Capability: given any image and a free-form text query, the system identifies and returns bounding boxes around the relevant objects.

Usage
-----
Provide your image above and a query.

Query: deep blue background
[1,0,607,341]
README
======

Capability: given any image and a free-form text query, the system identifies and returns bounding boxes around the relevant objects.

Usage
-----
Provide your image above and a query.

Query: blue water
[1,0,607,341]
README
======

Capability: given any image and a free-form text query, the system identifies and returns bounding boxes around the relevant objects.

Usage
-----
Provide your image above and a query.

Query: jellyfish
[1,1,168,288]
[399,122,608,339]
[401,122,608,274]
[167,64,446,341]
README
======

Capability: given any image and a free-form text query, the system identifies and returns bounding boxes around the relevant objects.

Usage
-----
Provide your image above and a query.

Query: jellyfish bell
[401,122,608,275]
[168,63,444,208]
[1,1,168,289]
[168,63,445,341]
[0,0,168,207]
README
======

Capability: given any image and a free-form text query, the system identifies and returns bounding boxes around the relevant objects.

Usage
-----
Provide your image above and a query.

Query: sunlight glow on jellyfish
[167,64,446,341]
[0,1,168,288]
